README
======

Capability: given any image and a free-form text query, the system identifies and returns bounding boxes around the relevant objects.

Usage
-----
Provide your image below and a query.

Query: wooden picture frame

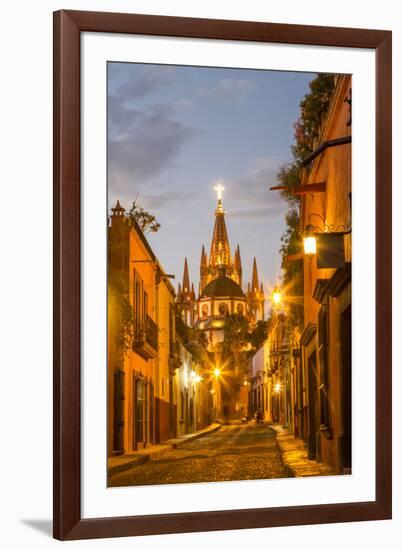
[53,10,392,540]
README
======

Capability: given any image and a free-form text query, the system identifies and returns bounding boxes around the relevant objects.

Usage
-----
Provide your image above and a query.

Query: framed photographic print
[53,10,392,540]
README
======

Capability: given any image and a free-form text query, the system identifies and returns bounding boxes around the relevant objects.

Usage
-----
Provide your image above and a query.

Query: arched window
[218,303,227,315]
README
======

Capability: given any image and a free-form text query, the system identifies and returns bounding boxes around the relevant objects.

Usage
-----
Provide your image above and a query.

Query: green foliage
[175,312,209,365]
[223,313,251,375]
[127,198,161,234]
[248,320,270,351]
[298,74,335,149]
[277,163,300,206]
[277,74,335,329]
[223,315,270,374]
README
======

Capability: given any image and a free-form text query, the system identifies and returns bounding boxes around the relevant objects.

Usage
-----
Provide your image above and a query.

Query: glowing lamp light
[303,224,317,256]
[190,371,196,378]
[272,288,282,306]
[274,382,282,393]
[213,368,221,379]
[195,375,202,383]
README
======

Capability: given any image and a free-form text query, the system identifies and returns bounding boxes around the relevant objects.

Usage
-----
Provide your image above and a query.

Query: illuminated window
[218,303,227,315]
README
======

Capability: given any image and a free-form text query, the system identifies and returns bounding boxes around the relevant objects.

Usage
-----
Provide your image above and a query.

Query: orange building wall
[300,75,352,471]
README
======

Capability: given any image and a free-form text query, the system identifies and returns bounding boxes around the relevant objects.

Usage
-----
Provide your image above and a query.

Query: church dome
[201,275,245,298]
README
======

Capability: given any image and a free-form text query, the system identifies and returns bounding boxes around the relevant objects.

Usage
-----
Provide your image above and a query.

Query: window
[143,291,148,320]
[218,303,227,315]
[180,391,184,419]
[169,304,175,353]
[134,270,141,326]
[113,370,125,453]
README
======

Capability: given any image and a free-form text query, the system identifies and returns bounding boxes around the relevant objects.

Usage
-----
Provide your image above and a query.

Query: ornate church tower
[178,184,265,333]
[198,184,242,292]
[246,257,265,322]
[209,186,232,270]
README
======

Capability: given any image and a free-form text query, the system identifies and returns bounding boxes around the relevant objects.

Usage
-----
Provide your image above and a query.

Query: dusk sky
[108,62,315,298]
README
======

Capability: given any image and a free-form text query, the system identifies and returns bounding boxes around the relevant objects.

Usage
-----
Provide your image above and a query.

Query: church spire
[209,185,231,269]
[251,257,259,292]
[234,245,242,271]
[200,244,207,267]
[182,258,190,294]
[233,245,243,287]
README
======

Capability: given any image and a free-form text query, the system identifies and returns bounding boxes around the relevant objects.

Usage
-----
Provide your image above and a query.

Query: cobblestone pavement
[109,423,288,487]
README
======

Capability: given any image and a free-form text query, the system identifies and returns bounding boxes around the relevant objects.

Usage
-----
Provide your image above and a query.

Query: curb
[268,426,296,478]
[108,424,221,478]
[108,445,174,477]
[271,425,336,478]
[274,436,296,478]
[172,423,221,448]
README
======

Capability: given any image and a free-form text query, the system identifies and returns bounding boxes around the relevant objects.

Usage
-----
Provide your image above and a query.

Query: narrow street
[109,423,288,487]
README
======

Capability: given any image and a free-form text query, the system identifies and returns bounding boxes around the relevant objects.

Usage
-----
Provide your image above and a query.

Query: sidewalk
[108,423,221,478]
[271,424,336,477]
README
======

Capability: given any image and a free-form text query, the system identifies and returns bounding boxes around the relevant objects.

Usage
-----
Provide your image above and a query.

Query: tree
[175,311,209,365]
[223,314,252,374]
[127,198,161,234]
[277,74,336,329]
[249,320,270,351]
[186,326,209,366]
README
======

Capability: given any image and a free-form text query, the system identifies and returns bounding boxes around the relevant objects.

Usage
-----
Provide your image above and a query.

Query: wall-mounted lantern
[303,224,317,256]
[302,212,351,269]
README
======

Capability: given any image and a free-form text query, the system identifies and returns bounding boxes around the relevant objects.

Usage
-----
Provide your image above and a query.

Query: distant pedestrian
[254,408,263,424]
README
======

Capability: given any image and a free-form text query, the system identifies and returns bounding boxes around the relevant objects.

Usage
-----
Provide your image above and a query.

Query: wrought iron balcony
[133,314,158,359]
[269,340,290,356]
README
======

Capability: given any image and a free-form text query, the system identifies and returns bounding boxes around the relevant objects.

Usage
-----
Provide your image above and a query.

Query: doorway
[340,304,352,472]
[307,350,318,459]
[134,377,148,449]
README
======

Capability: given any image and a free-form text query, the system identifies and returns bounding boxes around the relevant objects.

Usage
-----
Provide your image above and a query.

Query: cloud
[229,157,288,219]
[140,191,196,210]
[111,191,196,218]
[201,78,256,103]
[113,65,176,101]
[174,98,193,110]
[108,96,198,198]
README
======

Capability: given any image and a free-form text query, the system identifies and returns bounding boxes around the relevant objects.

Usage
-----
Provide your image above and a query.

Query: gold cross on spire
[214,183,225,201]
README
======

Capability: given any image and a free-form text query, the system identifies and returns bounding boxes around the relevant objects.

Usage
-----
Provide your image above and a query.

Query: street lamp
[303,224,317,256]
[272,287,282,306]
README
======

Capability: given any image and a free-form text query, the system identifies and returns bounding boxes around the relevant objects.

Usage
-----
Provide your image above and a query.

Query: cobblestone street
[109,423,288,487]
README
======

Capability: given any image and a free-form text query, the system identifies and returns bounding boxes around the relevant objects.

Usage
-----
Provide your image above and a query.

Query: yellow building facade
[108,200,211,460]
[298,74,352,473]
